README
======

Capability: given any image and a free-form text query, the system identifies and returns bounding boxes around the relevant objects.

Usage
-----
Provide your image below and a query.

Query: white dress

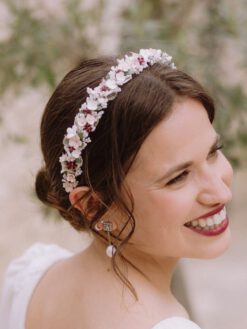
[0,244,202,329]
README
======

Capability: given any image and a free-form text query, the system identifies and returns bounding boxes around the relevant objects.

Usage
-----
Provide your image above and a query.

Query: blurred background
[0,0,246,328]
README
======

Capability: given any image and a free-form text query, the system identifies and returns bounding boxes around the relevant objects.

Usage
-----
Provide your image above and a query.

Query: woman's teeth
[185,207,226,230]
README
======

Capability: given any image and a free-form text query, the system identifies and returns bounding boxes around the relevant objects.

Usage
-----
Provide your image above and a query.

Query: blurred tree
[0,0,104,93]
[0,0,105,219]
[121,0,247,166]
[0,0,246,164]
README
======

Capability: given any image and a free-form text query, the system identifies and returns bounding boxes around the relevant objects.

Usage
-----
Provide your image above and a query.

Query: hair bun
[35,168,51,205]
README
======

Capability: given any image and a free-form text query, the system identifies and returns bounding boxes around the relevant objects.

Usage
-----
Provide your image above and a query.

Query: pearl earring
[94,220,116,258]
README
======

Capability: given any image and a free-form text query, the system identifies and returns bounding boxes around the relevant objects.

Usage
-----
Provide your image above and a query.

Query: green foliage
[0,0,105,220]
[0,0,104,93]
[8,134,29,144]
[0,0,246,166]
[121,0,247,167]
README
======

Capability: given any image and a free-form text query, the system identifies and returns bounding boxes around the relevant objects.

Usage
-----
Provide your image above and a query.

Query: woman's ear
[69,186,93,215]
[70,187,120,232]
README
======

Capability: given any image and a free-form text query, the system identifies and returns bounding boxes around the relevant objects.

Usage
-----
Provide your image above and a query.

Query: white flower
[79,103,87,112]
[115,71,129,85]
[63,179,77,193]
[87,87,97,98]
[60,153,76,163]
[97,111,104,119]
[140,48,157,62]
[127,54,148,74]
[116,59,130,72]
[66,125,77,138]
[163,53,172,62]
[59,153,68,164]
[86,114,97,125]
[97,96,108,108]
[84,136,91,144]
[60,154,76,174]
[68,134,82,149]
[105,79,118,90]
[75,167,82,176]
[60,161,68,174]
[76,113,87,127]
[101,77,121,95]
[70,148,81,158]
[66,173,76,183]
[86,97,98,110]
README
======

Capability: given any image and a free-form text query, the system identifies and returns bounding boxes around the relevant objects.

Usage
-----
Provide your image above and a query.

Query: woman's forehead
[128,98,215,177]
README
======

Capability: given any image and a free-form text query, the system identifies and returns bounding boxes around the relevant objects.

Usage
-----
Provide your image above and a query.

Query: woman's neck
[124,245,178,295]
[89,238,179,297]
[77,238,188,320]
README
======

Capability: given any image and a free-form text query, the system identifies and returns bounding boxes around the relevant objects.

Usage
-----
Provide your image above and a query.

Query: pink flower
[63,179,77,193]
[76,113,87,127]
[86,97,98,110]
[68,134,82,149]
[66,126,77,138]
[86,114,97,126]
[66,173,76,183]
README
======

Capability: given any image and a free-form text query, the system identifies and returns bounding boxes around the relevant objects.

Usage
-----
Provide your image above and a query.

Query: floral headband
[59,48,176,192]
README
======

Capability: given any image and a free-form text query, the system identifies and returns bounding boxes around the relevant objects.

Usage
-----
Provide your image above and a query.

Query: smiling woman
[125,98,232,262]
[0,49,233,329]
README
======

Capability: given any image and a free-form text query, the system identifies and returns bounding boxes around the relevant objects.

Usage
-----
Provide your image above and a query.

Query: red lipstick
[193,204,225,221]
[185,205,229,237]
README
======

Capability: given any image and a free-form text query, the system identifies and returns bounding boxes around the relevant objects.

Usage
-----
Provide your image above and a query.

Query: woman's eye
[166,171,189,186]
[208,143,224,159]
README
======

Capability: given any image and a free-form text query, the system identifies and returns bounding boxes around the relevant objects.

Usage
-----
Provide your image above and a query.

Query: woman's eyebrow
[154,134,221,183]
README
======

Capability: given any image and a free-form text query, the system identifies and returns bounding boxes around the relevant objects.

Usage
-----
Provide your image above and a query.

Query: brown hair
[35,55,215,297]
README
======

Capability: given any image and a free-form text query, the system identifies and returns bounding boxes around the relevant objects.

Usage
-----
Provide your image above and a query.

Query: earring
[95,220,116,258]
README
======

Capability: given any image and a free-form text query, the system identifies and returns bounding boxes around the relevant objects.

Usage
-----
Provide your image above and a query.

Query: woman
[0,49,233,329]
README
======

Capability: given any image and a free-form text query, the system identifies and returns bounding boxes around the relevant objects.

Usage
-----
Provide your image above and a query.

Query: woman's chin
[191,227,232,259]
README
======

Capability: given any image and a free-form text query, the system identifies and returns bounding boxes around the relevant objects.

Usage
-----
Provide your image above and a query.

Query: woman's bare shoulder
[25,253,86,329]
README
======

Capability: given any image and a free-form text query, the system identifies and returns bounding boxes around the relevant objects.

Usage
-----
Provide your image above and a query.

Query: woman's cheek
[151,186,195,220]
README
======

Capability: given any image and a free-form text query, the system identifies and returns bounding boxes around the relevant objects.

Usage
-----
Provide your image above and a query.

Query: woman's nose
[197,165,233,206]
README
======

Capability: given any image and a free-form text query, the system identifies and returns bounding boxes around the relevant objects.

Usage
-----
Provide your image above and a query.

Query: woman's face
[124,97,233,260]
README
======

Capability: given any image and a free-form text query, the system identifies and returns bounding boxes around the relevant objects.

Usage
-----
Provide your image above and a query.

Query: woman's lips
[193,204,225,221]
[184,206,229,236]
[186,216,229,236]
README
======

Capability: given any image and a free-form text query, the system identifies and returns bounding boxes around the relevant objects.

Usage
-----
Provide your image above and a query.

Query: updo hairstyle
[35,55,215,295]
